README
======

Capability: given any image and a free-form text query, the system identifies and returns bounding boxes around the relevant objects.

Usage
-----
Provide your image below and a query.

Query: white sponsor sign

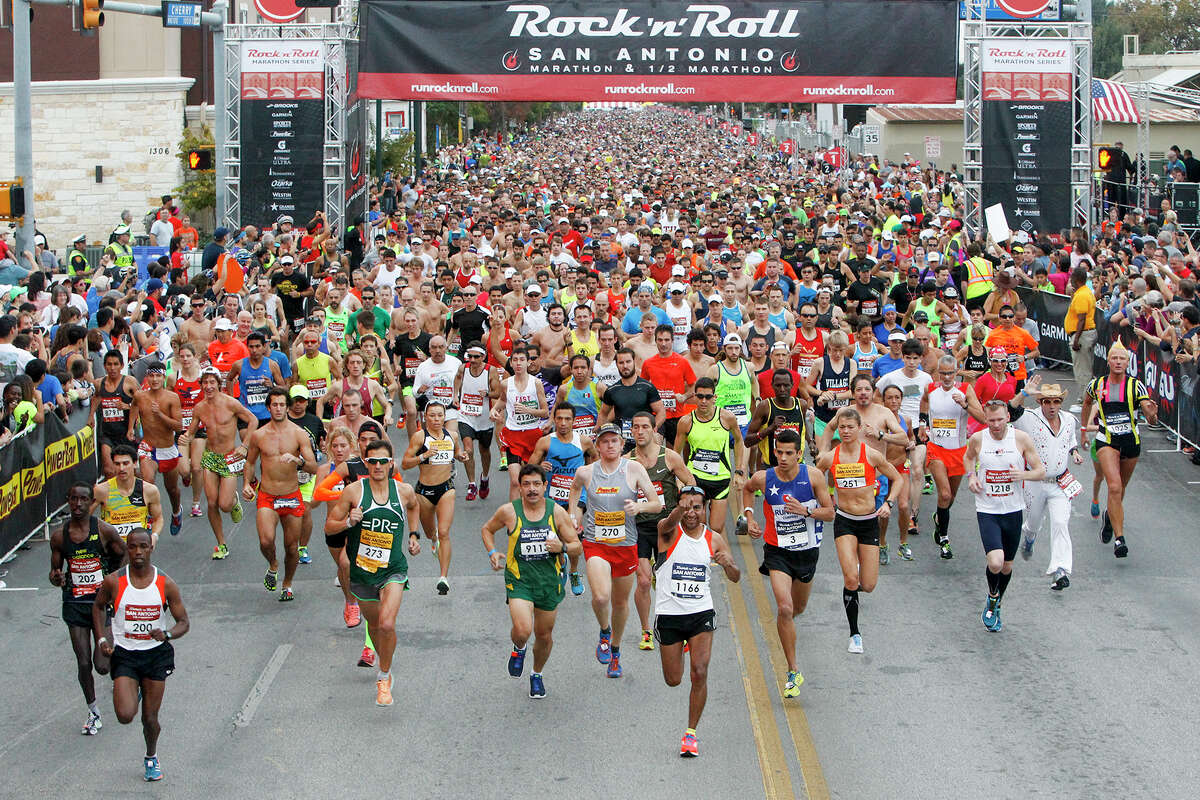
[981,40,1070,74]
[924,135,942,159]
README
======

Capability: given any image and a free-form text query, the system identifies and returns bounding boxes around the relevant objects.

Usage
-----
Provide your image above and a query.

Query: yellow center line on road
[723,574,793,800]
[733,532,831,800]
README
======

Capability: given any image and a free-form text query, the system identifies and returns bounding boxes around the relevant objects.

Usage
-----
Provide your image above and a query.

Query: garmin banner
[357,0,959,103]
[980,40,1073,236]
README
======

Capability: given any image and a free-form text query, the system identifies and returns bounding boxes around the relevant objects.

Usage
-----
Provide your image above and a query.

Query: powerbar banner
[980,39,1073,236]
[0,413,98,560]
[357,0,959,103]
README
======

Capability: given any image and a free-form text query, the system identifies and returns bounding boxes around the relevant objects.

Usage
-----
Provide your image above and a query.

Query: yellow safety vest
[964,256,994,300]
[106,241,134,268]
[67,249,90,278]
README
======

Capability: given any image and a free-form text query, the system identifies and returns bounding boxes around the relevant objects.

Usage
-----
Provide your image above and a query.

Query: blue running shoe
[1021,537,1034,561]
[298,546,312,564]
[1090,501,1100,519]
[508,647,526,678]
[982,597,1000,631]
[144,756,163,782]
[170,513,182,537]
[529,673,546,698]
[606,652,622,678]
[596,631,612,664]
[569,572,584,596]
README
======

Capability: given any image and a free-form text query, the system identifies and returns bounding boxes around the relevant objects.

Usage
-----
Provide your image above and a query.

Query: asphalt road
[2,381,1198,799]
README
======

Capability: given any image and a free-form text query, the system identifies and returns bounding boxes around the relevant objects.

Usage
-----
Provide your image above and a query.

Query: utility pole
[13,0,34,267]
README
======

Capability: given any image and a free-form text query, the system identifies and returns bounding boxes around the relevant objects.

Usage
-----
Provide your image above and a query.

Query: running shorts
[459,421,494,449]
[874,475,890,512]
[350,572,408,602]
[256,489,305,517]
[506,573,565,612]
[834,511,881,547]
[582,540,638,577]
[654,609,715,646]
[499,426,541,464]
[636,518,661,561]
[110,643,174,682]
[137,441,181,473]
[927,443,966,477]
[694,476,730,502]
[416,479,454,505]
[1097,434,1140,461]
[62,601,94,629]
[758,543,819,582]
[978,510,1023,560]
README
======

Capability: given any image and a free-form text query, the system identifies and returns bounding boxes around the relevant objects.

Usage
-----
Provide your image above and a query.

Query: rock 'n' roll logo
[780,49,798,72]
[502,50,521,71]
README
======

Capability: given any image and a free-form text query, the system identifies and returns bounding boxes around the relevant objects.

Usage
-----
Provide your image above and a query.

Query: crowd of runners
[28,106,1178,778]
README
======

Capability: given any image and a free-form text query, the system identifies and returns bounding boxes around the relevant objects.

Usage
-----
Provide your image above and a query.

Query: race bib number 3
[356,530,393,573]
[594,510,626,542]
[670,562,708,599]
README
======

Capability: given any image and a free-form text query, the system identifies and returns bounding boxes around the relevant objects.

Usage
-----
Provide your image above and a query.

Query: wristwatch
[734,469,745,476]
[164,631,172,641]
[886,500,895,508]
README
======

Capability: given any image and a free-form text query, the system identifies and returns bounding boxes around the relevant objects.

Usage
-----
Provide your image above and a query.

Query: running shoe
[1021,537,1034,560]
[847,634,864,654]
[734,515,748,536]
[680,732,699,757]
[982,597,1000,631]
[437,577,450,595]
[1090,501,1100,519]
[1051,569,1070,591]
[508,646,526,677]
[569,571,584,596]
[264,570,278,592]
[230,501,243,524]
[82,710,102,736]
[606,652,623,678]
[465,483,477,501]
[639,630,654,651]
[783,670,803,697]
[479,478,490,499]
[923,475,934,495]
[211,544,228,560]
[898,543,914,561]
[1100,510,1113,544]
[878,545,890,566]
[344,602,361,628]
[529,673,546,699]
[144,756,163,782]
[596,630,612,664]
[907,522,920,538]
[939,540,953,560]
[278,587,294,602]
[298,546,312,564]
[170,512,182,537]
[358,647,376,668]
[376,675,394,707]
[1114,536,1128,558]
[190,502,203,518]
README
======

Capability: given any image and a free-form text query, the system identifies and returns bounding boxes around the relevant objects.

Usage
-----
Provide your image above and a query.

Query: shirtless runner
[179,367,259,559]
[241,387,319,601]
[131,362,184,537]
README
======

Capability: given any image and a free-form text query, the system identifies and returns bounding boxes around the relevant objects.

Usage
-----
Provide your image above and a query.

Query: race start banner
[357,0,959,103]
[980,39,1073,237]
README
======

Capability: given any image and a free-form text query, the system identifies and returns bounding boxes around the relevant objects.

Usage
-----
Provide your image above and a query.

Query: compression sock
[365,627,375,651]
[936,506,951,539]
[842,588,860,636]
[986,567,1000,597]
[686,727,697,736]
[376,670,389,682]
[996,571,1012,601]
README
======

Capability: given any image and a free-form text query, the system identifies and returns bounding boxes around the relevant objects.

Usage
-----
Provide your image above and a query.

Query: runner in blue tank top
[228,332,285,423]
[529,404,597,597]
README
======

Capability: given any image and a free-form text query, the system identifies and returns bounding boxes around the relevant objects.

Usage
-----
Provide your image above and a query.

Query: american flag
[1092,79,1141,123]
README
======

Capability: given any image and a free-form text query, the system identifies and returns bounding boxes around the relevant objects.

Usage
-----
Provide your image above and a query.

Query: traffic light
[81,0,104,30]
[187,147,213,171]
[1097,146,1114,171]
[0,180,26,221]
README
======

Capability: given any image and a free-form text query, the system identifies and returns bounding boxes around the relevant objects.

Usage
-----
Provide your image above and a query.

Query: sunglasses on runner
[695,392,715,400]
[999,314,1015,320]
[365,456,391,465]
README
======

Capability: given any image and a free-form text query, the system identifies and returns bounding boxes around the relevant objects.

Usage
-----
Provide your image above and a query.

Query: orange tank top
[830,441,876,492]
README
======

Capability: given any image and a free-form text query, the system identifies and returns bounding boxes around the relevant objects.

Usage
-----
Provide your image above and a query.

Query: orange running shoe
[344,602,361,628]
[375,674,393,707]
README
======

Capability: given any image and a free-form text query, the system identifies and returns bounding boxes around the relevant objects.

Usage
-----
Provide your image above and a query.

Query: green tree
[174,125,215,217]
[369,130,415,179]
[1095,0,1200,79]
